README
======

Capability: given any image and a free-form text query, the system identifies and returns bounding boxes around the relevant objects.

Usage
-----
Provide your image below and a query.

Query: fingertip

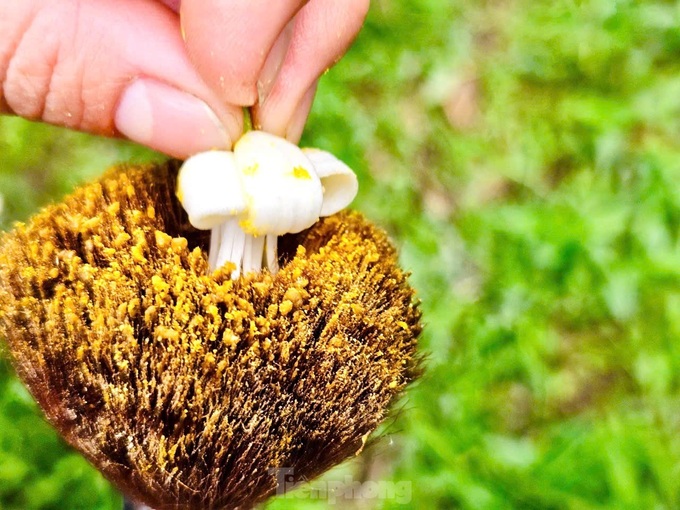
[254,0,368,141]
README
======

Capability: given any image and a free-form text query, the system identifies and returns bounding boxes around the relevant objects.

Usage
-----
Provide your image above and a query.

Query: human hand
[0,0,369,159]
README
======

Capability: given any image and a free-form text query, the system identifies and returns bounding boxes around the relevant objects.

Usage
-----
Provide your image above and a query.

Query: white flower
[177,130,358,279]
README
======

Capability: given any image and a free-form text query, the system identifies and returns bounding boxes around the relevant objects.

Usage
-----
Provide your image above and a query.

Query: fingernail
[257,20,295,104]
[115,78,230,159]
[284,81,318,143]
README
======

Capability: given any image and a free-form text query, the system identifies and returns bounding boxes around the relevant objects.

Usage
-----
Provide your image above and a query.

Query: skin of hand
[0,0,369,159]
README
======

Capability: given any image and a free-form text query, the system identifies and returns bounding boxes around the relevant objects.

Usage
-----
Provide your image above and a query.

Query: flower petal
[302,148,358,217]
[177,151,246,230]
[234,131,323,235]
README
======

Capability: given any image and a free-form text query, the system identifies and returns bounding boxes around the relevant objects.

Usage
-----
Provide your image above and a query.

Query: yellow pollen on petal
[242,163,259,176]
[239,218,265,236]
[292,166,312,180]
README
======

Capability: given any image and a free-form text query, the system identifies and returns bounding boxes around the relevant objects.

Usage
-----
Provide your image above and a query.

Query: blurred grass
[3,0,680,508]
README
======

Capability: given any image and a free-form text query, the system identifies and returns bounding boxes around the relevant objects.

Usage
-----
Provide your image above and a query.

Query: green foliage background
[3,0,680,508]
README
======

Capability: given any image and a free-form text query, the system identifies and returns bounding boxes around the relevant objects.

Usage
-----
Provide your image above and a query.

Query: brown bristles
[0,161,421,510]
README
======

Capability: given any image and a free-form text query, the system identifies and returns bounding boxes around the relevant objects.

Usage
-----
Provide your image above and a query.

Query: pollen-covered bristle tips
[0,161,421,510]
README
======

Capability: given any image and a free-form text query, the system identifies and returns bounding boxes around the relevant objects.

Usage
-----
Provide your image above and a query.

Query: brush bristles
[0,161,421,510]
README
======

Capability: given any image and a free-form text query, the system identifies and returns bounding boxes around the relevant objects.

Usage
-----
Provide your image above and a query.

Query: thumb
[1,0,242,159]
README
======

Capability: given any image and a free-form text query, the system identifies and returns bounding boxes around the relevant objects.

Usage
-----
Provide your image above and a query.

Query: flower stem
[243,107,254,133]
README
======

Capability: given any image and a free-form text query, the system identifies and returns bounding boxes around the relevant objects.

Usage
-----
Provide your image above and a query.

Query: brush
[0,161,421,509]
